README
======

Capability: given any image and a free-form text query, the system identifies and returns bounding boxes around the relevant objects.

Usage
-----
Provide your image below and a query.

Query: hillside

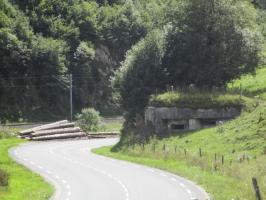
[228,66,266,100]
[95,67,266,199]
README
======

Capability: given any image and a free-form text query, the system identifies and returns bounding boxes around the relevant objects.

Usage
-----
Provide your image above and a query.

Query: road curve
[10,139,209,200]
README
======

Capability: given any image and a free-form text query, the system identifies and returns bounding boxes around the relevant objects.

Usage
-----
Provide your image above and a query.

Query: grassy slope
[94,67,266,199]
[0,129,53,200]
[94,103,266,199]
[228,66,266,100]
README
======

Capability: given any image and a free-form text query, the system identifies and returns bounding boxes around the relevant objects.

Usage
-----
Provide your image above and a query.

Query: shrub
[75,108,101,132]
[0,169,8,187]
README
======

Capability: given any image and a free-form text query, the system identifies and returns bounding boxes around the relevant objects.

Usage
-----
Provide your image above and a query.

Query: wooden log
[20,120,68,135]
[32,132,87,141]
[87,132,119,135]
[31,127,81,137]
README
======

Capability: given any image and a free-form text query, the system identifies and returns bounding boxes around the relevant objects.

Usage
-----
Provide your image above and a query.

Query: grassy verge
[99,117,124,132]
[94,102,266,200]
[0,129,53,200]
[94,146,258,200]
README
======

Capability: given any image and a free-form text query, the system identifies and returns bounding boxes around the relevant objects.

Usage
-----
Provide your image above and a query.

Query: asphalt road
[10,138,209,200]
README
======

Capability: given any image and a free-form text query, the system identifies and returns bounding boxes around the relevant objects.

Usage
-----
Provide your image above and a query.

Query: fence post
[163,144,166,152]
[215,153,217,162]
[221,155,224,165]
[252,178,262,200]
[199,148,202,157]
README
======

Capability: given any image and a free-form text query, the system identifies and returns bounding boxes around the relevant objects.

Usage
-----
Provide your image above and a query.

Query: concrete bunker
[145,106,241,135]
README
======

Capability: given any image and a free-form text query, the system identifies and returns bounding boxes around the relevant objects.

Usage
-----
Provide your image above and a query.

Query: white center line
[186,189,192,194]
[179,183,185,188]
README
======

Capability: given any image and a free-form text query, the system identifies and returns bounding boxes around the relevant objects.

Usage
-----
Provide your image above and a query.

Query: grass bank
[0,128,53,200]
[228,66,266,100]
[94,102,266,200]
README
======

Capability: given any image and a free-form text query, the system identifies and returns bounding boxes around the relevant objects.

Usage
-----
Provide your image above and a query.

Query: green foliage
[150,91,250,109]
[116,28,169,119]
[76,108,101,132]
[0,0,265,123]
[99,1,147,61]
[163,0,262,87]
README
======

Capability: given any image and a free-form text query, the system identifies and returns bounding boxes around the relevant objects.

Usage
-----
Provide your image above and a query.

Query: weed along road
[10,138,208,200]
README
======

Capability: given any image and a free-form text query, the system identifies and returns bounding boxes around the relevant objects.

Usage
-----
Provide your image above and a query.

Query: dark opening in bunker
[171,124,185,130]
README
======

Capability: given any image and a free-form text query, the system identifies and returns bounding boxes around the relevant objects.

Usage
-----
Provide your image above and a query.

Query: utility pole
[69,74,73,122]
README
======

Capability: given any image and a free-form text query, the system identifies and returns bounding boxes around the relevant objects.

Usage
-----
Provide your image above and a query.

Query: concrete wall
[145,106,241,135]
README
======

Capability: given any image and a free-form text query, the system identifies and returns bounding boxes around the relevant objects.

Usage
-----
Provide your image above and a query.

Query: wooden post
[222,155,224,165]
[252,178,262,200]
[69,73,73,122]
[215,153,217,162]
[142,143,145,151]
[199,148,202,157]
[163,144,166,152]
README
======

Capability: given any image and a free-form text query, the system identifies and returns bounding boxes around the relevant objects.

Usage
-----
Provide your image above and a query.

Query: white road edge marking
[159,172,167,177]
[170,177,177,182]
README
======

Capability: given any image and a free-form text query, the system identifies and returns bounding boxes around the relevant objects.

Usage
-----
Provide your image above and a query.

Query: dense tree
[116,28,169,120]
[162,0,261,87]
[99,1,147,62]
[0,0,265,122]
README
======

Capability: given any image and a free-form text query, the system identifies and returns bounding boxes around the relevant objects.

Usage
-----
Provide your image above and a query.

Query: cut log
[20,122,75,137]
[31,127,81,137]
[32,132,87,141]
[88,132,119,135]
[20,120,68,135]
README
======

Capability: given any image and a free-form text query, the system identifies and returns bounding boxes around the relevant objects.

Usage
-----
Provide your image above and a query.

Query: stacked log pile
[19,120,87,141]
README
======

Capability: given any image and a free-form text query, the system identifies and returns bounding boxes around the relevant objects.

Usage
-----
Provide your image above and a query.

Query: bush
[75,108,101,132]
[0,169,8,187]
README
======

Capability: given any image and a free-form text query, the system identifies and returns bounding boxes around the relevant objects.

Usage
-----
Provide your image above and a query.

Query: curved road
[10,139,209,200]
